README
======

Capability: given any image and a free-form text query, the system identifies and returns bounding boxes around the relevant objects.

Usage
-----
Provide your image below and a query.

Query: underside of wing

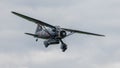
[12,11,56,29]
[61,28,105,37]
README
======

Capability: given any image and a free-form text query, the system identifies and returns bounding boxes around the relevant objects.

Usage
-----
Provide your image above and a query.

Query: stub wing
[11,11,56,29]
[61,28,105,37]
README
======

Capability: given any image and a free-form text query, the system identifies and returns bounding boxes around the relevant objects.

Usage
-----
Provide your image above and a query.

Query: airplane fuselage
[35,27,67,40]
[35,28,55,39]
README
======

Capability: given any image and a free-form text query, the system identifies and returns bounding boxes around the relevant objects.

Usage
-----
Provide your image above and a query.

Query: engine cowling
[59,31,67,38]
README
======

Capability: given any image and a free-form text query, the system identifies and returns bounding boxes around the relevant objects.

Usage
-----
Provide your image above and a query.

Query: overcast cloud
[0,0,120,68]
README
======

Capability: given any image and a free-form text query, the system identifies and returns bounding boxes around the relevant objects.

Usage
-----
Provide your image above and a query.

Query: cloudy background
[0,0,120,68]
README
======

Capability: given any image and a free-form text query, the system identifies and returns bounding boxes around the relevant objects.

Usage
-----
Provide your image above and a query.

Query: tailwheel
[36,39,38,42]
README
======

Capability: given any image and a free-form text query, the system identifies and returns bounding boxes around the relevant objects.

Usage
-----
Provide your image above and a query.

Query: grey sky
[0,0,120,68]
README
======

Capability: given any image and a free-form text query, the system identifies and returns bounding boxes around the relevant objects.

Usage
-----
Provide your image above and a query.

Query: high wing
[11,11,56,29]
[61,28,105,37]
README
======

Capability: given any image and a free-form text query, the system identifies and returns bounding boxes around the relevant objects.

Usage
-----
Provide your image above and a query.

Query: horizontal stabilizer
[25,33,38,37]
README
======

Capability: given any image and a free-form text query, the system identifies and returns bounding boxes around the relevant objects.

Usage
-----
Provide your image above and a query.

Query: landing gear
[44,41,49,48]
[61,43,67,52]
[43,38,67,52]
[59,39,67,52]
[44,39,59,48]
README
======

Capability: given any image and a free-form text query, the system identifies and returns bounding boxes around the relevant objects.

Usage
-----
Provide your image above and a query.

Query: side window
[38,26,42,31]
[36,25,42,33]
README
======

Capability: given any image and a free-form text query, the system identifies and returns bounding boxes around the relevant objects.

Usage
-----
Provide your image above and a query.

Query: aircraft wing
[12,11,56,29]
[61,28,105,37]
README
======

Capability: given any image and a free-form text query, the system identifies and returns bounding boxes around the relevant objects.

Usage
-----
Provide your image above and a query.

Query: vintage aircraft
[12,11,105,52]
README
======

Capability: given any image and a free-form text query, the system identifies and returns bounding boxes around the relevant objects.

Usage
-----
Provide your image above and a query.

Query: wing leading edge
[62,28,105,37]
[11,11,56,29]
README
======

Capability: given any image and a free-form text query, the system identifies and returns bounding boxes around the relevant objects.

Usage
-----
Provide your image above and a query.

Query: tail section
[25,33,38,37]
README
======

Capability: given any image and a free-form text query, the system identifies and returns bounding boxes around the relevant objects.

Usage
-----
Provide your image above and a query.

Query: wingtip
[11,11,17,14]
[11,11,14,13]
[101,35,105,37]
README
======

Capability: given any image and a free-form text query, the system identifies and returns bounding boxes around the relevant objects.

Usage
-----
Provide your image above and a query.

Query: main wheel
[61,43,67,52]
[44,41,49,48]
